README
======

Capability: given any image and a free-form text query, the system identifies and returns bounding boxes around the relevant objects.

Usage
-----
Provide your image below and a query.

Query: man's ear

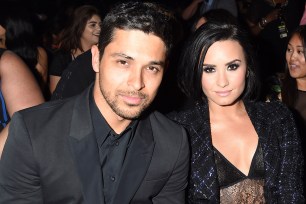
[91,45,100,73]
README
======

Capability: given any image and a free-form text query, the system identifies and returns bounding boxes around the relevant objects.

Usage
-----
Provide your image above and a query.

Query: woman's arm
[36,46,48,86]
[246,9,280,36]
[49,75,61,94]
[0,50,44,157]
[275,104,304,202]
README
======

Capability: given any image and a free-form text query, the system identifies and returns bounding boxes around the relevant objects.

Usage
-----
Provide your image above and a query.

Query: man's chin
[116,112,141,120]
[117,104,150,119]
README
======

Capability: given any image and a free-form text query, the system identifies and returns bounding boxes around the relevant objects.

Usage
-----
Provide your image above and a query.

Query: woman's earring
[246,70,250,78]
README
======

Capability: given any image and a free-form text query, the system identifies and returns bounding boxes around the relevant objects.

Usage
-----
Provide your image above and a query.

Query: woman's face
[81,14,101,46]
[286,33,306,80]
[201,40,247,107]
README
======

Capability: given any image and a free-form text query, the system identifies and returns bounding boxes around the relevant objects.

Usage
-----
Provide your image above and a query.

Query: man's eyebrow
[150,61,165,67]
[111,53,165,67]
[111,53,134,60]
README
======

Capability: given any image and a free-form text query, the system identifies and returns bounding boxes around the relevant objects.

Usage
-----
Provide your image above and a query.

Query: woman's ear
[91,45,100,73]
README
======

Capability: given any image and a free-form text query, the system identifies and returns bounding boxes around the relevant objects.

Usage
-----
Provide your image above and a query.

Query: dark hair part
[178,22,259,101]
[98,1,176,60]
[281,25,306,107]
[59,5,100,52]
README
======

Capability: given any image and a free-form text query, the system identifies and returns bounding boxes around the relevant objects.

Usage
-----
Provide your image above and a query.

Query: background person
[0,7,49,98]
[48,4,101,93]
[281,25,306,197]
[0,49,44,157]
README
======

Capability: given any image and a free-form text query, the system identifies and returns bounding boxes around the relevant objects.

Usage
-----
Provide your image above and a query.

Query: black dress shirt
[90,94,138,203]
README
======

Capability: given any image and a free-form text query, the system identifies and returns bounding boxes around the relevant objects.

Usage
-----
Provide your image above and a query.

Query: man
[0,2,189,203]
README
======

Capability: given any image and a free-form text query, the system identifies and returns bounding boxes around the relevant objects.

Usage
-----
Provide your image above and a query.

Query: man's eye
[117,60,128,65]
[147,66,159,73]
[203,67,215,73]
[228,63,239,71]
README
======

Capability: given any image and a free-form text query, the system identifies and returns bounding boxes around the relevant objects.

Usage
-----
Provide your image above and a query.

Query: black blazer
[171,100,304,203]
[0,86,189,204]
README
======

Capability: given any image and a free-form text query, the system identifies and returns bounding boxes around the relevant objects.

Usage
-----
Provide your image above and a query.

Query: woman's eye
[286,48,292,53]
[228,63,239,71]
[203,66,215,73]
[297,50,305,55]
[88,23,99,28]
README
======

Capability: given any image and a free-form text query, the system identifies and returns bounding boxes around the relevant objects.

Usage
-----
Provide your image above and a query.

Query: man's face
[92,29,167,120]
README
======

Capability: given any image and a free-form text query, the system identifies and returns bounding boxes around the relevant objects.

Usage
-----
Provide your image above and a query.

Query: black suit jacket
[0,86,189,204]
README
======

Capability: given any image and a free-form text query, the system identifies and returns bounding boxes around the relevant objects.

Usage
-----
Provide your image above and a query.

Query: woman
[282,25,306,196]
[242,0,304,83]
[172,22,304,203]
[0,9,49,97]
[282,25,306,131]
[0,49,44,157]
[49,5,101,93]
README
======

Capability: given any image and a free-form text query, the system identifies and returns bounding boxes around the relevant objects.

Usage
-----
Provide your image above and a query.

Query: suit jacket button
[111,176,116,182]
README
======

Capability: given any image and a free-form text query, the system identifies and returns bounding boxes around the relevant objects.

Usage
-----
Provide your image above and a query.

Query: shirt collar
[89,91,138,146]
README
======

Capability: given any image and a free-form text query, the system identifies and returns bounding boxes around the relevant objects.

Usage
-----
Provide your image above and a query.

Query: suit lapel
[68,86,104,204]
[112,116,155,204]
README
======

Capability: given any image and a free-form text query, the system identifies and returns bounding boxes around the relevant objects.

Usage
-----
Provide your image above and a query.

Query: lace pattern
[220,178,265,204]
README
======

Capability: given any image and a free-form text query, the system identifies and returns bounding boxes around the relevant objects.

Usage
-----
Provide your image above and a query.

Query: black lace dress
[214,143,265,203]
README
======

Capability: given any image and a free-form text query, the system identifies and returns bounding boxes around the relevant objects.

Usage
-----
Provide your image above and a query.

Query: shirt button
[115,141,119,146]
[110,176,116,182]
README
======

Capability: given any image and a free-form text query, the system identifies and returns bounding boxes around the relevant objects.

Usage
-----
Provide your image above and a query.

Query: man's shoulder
[17,96,78,120]
[149,111,183,129]
[145,111,187,145]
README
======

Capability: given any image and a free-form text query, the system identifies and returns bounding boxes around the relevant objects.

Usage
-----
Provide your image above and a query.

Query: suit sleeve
[276,106,304,203]
[152,126,190,204]
[0,112,43,203]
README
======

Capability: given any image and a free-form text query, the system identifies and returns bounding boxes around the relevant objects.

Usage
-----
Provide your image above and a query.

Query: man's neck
[93,86,132,134]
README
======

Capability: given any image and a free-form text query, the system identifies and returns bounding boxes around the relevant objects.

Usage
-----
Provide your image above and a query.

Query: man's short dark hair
[98,1,176,60]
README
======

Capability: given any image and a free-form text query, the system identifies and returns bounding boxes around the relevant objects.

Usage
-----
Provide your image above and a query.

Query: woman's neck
[208,100,246,121]
[297,78,306,91]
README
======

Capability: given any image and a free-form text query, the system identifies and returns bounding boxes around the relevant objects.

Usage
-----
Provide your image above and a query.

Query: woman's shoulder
[52,49,71,59]
[245,100,292,120]
[0,50,24,67]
